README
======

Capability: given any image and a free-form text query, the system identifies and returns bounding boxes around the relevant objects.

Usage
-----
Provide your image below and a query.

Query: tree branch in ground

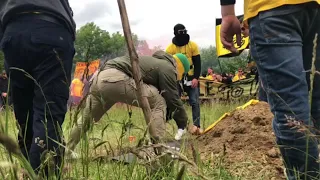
[129,143,210,180]
[117,0,156,142]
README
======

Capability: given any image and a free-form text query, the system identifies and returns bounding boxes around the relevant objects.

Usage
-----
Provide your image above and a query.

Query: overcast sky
[69,0,244,49]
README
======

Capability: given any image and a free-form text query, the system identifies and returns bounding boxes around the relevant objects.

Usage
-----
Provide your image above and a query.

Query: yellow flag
[73,59,100,79]
[215,15,250,57]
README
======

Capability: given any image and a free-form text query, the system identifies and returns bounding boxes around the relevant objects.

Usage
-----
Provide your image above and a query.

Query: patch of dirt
[196,101,285,179]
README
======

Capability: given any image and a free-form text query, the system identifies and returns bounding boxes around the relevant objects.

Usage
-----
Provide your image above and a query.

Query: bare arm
[220,0,236,15]
[221,5,236,17]
[219,0,241,53]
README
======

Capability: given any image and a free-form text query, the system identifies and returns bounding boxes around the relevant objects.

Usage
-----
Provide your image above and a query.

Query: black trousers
[0,16,75,176]
[0,94,11,108]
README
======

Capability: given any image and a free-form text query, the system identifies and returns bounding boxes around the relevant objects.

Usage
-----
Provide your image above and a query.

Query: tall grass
[0,99,246,180]
[0,32,318,179]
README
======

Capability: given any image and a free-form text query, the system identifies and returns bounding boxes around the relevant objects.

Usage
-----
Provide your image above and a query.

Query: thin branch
[128,143,210,180]
[117,0,156,143]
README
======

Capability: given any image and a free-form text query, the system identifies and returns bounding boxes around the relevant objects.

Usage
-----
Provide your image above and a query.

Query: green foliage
[74,22,110,62]
[74,22,139,63]
[73,22,249,77]
[200,46,218,74]
[200,46,248,75]
[219,55,248,74]
[0,102,244,179]
[72,22,140,77]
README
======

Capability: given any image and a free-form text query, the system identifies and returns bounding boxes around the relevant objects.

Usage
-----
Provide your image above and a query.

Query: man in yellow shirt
[231,68,246,82]
[70,78,84,105]
[205,67,216,81]
[220,0,320,179]
[166,24,202,136]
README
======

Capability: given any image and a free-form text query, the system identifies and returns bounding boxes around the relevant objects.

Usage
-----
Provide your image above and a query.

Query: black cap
[174,23,185,31]
[174,24,187,35]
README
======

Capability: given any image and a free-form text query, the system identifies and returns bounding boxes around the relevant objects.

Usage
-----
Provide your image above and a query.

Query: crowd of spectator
[201,67,252,84]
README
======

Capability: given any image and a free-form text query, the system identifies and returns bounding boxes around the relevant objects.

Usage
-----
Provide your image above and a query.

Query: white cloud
[69,0,244,48]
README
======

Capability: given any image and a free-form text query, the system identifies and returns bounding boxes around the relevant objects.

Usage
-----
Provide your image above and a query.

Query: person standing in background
[166,24,202,139]
[219,0,320,179]
[0,0,76,177]
[241,21,267,103]
[66,51,190,156]
[205,67,217,81]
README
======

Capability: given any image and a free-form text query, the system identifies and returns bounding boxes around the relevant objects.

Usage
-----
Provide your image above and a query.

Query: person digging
[65,51,196,161]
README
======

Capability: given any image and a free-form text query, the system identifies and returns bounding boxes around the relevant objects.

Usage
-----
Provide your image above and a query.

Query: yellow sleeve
[72,79,79,84]
[205,75,213,80]
[190,41,200,56]
[232,75,239,82]
[165,44,175,55]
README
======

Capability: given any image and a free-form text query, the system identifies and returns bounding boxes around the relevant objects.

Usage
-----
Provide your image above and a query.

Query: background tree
[200,46,248,75]
[74,22,111,62]
[73,22,140,76]
[219,54,248,74]
[151,45,164,53]
[136,40,152,56]
[200,46,219,75]
[73,22,248,78]
[136,41,164,56]
[74,22,139,63]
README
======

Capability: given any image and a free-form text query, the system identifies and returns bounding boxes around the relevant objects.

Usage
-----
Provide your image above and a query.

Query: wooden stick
[117,0,156,141]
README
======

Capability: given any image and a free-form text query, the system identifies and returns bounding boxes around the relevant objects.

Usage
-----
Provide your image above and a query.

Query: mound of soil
[196,101,285,179]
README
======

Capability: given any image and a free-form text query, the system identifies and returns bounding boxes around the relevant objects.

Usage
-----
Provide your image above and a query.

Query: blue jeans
[258,80,268,102]
[184,85,201,127]
[1,16,74,176]
[249,3,320,179]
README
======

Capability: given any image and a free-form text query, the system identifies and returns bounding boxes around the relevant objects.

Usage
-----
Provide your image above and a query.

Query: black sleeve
[62,0,74,16]
[158,68,188,129]
[192,55,201,79]
[220,0,236,5]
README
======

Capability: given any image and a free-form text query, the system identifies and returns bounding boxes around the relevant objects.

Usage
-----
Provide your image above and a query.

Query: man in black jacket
[0,0,76,177]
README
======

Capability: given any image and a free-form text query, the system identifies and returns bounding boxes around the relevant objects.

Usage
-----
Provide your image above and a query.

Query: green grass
[0,100,254,180]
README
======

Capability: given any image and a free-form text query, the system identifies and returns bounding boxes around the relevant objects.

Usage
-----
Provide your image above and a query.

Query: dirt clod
[195,101,285,179]
[267,148,279,158]
[229,125,246,134]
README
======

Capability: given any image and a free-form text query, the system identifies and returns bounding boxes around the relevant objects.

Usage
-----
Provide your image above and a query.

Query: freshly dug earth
[196,101,285,179]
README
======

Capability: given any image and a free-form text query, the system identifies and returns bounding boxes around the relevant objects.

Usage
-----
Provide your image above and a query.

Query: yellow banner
[73,59,100,80]
[181,77,258,100]
[70,59,100,104]
[88,59,100,77]
[73,62,87,80]
[70,78,84,97]
[215,15,250,57]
